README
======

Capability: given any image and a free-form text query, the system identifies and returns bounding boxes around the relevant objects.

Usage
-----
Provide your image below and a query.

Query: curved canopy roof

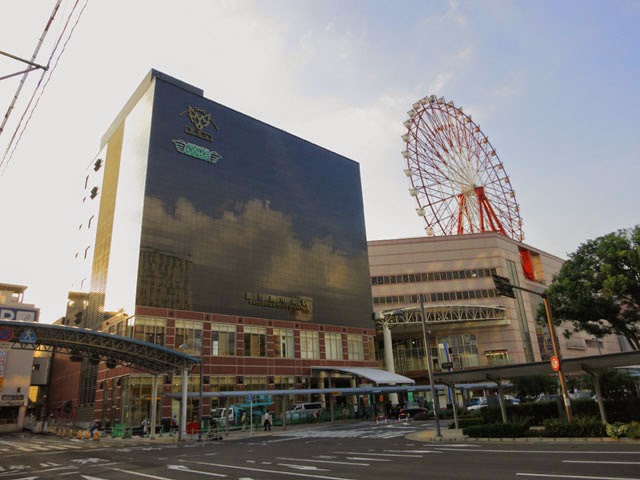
[311,366,415,385]
[0,320,199,373]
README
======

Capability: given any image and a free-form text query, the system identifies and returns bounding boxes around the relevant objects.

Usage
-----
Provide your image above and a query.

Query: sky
[1,0,638,324]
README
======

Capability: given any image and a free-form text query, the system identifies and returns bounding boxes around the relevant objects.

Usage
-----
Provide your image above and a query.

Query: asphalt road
[1,423,639,480]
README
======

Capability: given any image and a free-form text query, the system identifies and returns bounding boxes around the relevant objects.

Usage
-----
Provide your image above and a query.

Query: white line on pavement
[516,473,640,480]
[438,448,640,455]
[112,468,176,479]
[336,451,423,458]
[183,460,357,480]
[564,461,640,465]
[277,457,369,466]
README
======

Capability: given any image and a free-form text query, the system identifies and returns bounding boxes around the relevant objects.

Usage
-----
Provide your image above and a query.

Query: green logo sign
[172,140,222,164]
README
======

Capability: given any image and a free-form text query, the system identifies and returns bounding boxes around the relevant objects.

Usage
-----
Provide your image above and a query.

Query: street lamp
[419,293,442,438]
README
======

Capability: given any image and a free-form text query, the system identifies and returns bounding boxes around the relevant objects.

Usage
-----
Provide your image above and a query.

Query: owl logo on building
[182,106,218,142]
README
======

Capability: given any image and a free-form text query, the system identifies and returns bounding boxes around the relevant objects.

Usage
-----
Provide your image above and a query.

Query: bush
[626,421,640,439]
[463,422,529,438]
[543,416,606,437]
[606,422,628,439]
[451,417,485,429]
[412,412,430,421]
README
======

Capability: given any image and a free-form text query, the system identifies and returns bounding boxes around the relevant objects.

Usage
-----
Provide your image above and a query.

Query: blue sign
[19,329,36,344]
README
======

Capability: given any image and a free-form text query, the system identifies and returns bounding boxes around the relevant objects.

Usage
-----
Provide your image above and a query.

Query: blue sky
[1,0,638,322]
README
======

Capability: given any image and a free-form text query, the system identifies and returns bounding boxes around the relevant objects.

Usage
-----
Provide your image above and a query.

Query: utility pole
[419,293,442,438]
[491,275,573,421]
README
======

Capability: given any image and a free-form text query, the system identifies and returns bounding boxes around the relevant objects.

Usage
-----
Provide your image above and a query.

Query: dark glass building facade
[82,70,372,329]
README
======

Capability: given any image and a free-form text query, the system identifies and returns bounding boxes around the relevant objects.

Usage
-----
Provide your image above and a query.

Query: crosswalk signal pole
[491,274,573,421]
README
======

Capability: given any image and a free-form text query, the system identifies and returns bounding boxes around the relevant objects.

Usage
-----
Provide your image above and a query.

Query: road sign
[0,327,13,342]
[550,355,560,371]
[441,362,453,369]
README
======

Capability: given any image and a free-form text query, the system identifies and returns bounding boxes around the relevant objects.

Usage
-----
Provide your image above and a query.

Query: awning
[311,366,415,385]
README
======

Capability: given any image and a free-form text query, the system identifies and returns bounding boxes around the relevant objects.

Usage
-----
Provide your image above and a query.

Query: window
[437,334,479,368]
[325,332,343,360]
[486,350,509,366]
[243,326,266,357]
[300,331,319,359]
[273,328,294,358]
[211,323,236,356]
[126,316,166,345]
[347,334,364,360]
[174,319,203,356]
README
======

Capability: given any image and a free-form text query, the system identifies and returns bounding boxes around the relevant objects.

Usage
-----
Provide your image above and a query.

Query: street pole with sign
[491,275,572,420]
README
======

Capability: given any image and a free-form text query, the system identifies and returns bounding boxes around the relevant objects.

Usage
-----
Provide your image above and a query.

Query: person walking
[141,417,149,437]
[241,411,247,431]
[263,411,272,431]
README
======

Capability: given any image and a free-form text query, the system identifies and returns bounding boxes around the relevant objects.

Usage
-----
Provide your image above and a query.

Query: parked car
[466,397,487,411]
[535,394,561,402]
[402,406,430,418]
[504,394,521,405]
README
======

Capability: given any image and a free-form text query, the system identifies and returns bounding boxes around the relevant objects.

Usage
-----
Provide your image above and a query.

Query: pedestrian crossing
[0,438,89,455]
[279,424,420,440]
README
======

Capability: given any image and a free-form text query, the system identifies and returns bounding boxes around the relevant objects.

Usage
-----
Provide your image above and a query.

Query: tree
[511,374,559,400]
[543,226,640,350]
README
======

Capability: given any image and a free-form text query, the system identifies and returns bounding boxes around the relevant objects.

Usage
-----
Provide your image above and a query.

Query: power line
[0,0,88,174]
[0,0,61,137]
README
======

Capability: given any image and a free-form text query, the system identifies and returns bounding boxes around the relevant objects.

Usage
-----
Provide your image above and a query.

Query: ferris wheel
[402,95,524,242]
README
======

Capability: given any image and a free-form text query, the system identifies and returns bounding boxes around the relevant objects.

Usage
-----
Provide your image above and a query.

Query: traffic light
[492,274,516,298]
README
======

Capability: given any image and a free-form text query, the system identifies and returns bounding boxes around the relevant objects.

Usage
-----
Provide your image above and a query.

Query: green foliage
[606,422,628,438]
[626,421,640,439]
[481,401,561,426]
[450,417,486,429]
[462,421,529,438]
[542,225,640,350]
[543,416,606,437]
[511,375,559,400]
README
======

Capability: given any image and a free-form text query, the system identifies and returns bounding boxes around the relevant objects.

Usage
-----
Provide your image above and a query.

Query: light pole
[178,343,204,441]
[198,358,203,441]
[492,275,573,421]
[419,293,442,438]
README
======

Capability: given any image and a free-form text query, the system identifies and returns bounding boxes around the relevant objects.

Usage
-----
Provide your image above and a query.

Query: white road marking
[346,457,390,462]
[438,448,640,455]
[168,465,227,477]
[278,464,329,472]
[336,451,423,458]
[277,457,370,466]
[516,473,640,480]
[112,468,175,479]
[564,461,640,465]
[183,460,357,480]
[384,450,438,454]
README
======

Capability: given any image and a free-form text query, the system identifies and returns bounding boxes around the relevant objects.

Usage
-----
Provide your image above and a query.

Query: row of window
[108,317,373,361]
[371,268,496,286]
[373,288,497,306]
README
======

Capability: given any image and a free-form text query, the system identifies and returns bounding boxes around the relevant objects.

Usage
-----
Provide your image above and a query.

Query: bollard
[76,429,83,440]
[93,430,100,441]
[83,430,91,440]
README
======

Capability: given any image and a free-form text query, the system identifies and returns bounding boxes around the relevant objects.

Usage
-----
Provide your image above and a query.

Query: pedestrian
[353,403,359,418]
[263,411,271,431]
[170,415,178,434]
[141,417,148,437]
[89,419,99,436]
[241,411,247,431]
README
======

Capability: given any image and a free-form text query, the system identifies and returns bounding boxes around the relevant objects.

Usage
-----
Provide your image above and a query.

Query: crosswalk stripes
[279,425,420,440]
[0,439,87,454]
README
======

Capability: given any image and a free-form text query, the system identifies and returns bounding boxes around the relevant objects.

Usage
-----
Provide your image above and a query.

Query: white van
[211,407,234,425]
[286,402,322,420]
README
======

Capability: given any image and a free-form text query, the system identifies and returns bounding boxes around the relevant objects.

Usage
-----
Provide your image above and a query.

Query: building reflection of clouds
[140,195,370,325]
